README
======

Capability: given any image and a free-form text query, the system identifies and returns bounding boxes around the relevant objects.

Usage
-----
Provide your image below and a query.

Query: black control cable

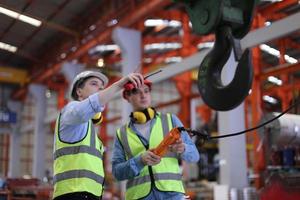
[178,98,300,141]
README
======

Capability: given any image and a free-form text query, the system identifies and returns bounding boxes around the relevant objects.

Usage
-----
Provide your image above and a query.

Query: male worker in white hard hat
[53,70,144,200]
[111,80,200,200]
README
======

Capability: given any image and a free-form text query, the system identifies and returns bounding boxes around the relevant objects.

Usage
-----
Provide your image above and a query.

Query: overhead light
[70,46,77,52]
[264,21,271,26]
[0,6,41,27]
[165,57,182,63]
[90,44,119,54]
[267,76,282,86]
[45,90,51,98]
[263,95,278,104]
[107,19,118,27]
[143,58,153,63]
[284,54,298,64]
[144,43,182,51]
[97,58,104,67]
[60,53,66,59]
[197,42,214,49]
[0,41,17,52]
[144,19,181,28]
[89,24,96,31]
[259,44,298,64]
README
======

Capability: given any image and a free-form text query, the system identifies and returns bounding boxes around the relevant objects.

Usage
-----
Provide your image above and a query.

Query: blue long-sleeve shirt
[57,93,104,143]
[112,114,200,200]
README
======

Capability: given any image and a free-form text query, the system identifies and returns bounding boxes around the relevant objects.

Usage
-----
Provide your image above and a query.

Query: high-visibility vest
[53,114,105,198]
[117,113,185,200]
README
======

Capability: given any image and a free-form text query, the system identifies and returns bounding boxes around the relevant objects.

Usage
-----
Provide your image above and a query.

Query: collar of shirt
[128,116,157,147]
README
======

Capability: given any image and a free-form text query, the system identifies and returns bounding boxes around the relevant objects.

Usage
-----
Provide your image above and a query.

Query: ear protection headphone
[92,112,103,125]
[130,107,156,124]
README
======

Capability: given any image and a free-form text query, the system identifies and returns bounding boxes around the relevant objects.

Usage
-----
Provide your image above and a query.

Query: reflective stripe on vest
[54,146,103,160]
[53,114,104,198]
[53,169,104,185]
[127,172,182,189]
[120,125,134,159]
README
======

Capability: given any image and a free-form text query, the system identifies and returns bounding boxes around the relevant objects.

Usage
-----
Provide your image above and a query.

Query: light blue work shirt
[57,93,104,143]
[112,114,200,200]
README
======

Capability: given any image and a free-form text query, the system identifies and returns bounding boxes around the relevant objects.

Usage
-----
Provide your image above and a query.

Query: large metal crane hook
[176,0,259,110]
[197,26,253,111]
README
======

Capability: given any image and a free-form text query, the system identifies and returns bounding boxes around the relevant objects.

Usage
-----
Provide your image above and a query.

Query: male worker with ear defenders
[53,70,144,200]
[111,79,200,200]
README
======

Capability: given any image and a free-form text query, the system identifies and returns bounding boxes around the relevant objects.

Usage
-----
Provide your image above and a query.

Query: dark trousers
[53,192,101,200]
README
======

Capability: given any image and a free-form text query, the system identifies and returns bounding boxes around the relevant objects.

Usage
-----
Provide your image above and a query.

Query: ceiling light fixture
[0,41,17,52]
[267,76,282,86]
[165,57,182,63]
[197,42,215,49]
[97,58,104,67]
[144,43,182,51]
[263,95,278,104]
[0,6,41,27]
[144,19,181,28]
[107,19,118,27]
[260,44,298,64]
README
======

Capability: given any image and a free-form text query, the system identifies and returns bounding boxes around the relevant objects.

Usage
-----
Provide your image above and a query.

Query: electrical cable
[180,98,300,141]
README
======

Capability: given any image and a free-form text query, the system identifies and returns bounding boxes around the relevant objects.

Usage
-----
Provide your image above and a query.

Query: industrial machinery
[259,113,300,150]
[175,0,259,111]
[258,113,300,199]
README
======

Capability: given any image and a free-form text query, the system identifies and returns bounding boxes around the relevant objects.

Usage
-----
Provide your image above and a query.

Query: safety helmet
[122,79,152,99]
[70,70,108,100]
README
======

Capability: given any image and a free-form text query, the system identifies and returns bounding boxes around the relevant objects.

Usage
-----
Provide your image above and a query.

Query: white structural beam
[29,84,47,179]
[241,12,300,50]
[149,49,210,83]
[148,12,300,83]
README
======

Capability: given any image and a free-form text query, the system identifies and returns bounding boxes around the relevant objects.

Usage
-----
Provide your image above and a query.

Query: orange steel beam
[12,0,172,99]
[181,12,197,56]
[259,0,298,16]
[251,14,265,189]
[278,39,291,110]
[286,38,300,51]
[263,12,287,22]
[143,36,181,44]
[152,10,182,21]
[264,82,300,96]
[260,62,300,80]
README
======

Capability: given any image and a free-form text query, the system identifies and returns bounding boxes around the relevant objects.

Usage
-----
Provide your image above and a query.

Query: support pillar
[218,51,248,189]
[112,27,142,123]
[7,100,22,178]
[251,14,265,188]
[278,39,292,110]
[173,72,192,127]
[29,84,47,179]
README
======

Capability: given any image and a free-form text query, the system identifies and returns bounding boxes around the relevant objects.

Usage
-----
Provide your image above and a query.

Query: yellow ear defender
[92,112,103,125]
[131,107,156,124]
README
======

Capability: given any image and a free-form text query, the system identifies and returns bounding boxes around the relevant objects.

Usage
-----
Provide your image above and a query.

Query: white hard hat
[70,70,108,100]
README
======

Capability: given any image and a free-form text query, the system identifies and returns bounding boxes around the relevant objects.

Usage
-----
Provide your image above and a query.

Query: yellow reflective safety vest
[53,114,104,198]
[117,113,185,200]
